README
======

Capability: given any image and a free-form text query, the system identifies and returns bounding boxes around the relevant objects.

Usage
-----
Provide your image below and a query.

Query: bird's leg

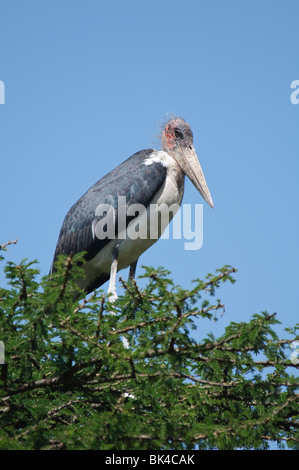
[121,259,139,350]
[107,244,119,303]
[128,259,138,282]
[107,244,130,349]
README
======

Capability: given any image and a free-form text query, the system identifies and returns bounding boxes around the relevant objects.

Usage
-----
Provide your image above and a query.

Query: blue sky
[0,1,298,343]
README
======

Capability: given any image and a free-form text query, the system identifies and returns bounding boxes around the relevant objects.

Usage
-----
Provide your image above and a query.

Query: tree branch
[0,239,18,251]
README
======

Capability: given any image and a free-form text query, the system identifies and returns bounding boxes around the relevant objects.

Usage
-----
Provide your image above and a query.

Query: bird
[50,117,214,301]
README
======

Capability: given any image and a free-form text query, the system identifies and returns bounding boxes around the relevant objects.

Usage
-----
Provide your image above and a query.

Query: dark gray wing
[50,149,167,271]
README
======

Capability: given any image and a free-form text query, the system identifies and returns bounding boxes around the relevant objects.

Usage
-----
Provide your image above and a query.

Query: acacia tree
[0,241,298,450]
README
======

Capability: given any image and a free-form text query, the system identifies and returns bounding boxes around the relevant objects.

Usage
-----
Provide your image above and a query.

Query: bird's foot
[107,289,118,303]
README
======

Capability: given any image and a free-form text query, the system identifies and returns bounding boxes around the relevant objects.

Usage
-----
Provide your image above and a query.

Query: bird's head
[161,118,214,208]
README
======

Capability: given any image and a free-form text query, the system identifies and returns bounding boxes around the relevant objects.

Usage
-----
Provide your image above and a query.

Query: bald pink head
[161,118,193,153]
[160,117,214,208]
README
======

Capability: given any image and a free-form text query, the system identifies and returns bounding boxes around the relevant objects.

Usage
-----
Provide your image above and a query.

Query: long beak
[180,145,214,208]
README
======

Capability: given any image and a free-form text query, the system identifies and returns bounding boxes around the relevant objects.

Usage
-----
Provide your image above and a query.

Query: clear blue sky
[0,1,298,342]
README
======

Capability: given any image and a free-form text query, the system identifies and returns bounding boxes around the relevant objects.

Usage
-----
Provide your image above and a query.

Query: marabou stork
[50,117,213,300]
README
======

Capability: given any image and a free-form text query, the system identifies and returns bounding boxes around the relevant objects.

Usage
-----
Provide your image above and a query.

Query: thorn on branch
[56,255,74,303]
[96,295,105,338]
[119,276,143,304]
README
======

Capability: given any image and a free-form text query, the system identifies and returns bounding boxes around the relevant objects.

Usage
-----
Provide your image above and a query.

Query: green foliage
[0,242,298,450]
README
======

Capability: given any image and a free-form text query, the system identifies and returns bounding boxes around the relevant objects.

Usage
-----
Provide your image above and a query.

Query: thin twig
[0,239,18,250]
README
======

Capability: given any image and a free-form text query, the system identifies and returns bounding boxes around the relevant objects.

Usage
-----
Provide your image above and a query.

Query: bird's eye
[174,128,183,139]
